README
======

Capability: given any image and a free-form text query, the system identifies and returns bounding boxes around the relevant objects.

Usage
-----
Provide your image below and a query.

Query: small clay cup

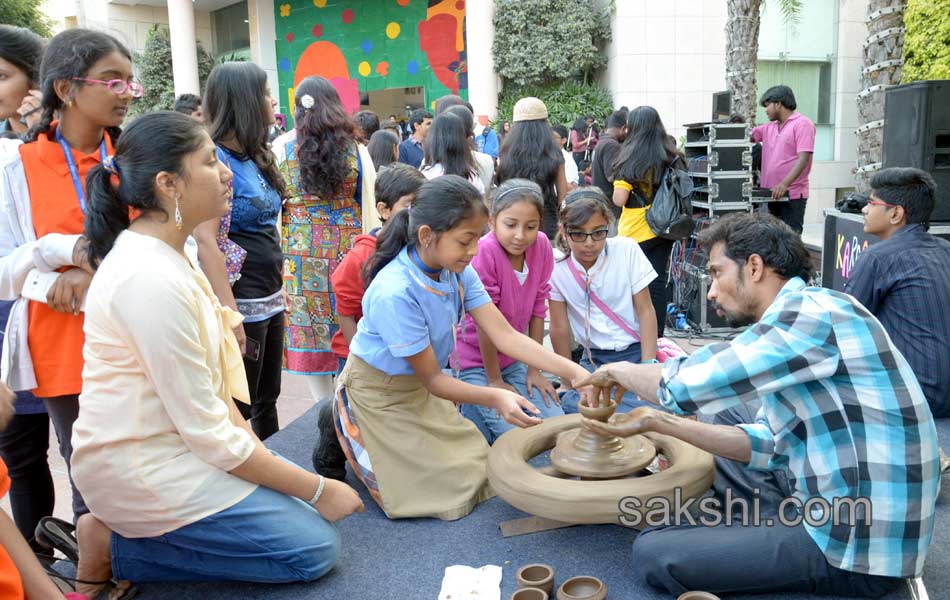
[516,564,555,594]
[510,588,549,600]
[556,575,607,600]
[677,593,721,600]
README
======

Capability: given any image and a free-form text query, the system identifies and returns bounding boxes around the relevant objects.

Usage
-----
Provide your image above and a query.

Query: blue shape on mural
[279,57,291,72]
[361,38,373,55]
[407,60,419,75]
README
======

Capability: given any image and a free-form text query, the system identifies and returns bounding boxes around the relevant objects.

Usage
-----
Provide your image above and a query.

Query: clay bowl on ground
[510,587,549,600]
[516,564,555,594]
[677,593,721,600]
[556,575,607,600]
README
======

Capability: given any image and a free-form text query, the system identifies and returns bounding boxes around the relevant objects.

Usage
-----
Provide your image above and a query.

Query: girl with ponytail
[69,111,361,598]
[0,28,137,537]
[333,175,590,521]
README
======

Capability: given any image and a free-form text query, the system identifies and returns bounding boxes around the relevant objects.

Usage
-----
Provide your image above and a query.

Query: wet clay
[487,413,715,525]
[550,400,656,478]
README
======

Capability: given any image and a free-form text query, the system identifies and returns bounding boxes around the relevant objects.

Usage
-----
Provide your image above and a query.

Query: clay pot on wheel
[511,588,549,600]
[677,593,720,600]
[556,576,607,600]
[516,564,554,594]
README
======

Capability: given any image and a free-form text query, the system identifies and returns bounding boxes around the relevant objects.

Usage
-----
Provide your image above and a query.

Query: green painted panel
[273,0,469,121]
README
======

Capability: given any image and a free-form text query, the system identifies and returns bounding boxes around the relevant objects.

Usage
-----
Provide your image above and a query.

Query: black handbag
[645,156,694,240]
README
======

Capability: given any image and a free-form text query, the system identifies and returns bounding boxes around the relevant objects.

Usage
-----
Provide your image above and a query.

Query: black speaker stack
[882,80,950,222]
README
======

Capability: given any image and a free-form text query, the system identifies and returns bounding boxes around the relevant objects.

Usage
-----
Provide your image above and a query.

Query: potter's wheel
[549,400,656,479]
[487,399,716,526]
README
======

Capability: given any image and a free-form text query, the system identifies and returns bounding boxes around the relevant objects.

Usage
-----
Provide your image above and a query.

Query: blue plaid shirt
[658,277,939,578]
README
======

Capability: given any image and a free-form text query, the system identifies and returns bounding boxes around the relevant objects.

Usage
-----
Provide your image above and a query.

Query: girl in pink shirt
[453,179,564,442]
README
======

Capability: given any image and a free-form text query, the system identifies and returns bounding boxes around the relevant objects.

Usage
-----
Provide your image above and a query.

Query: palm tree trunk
[725,0,763,123]
[855,1,907,191]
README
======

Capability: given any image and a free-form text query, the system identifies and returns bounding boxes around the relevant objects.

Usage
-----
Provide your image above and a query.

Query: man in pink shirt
[751,85,815,233]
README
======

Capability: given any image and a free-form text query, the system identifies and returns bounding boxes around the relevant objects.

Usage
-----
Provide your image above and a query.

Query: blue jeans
[111,486,340,583]
[458,362,565,444]
[560,344,652,414]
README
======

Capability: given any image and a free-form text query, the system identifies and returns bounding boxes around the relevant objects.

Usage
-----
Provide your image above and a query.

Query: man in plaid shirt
[581,213,939,597]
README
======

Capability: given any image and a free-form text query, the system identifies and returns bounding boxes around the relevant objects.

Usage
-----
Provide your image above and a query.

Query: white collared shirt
[549,236,656,351]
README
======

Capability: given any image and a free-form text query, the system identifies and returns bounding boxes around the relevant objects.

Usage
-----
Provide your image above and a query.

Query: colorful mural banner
[274,0,469,120]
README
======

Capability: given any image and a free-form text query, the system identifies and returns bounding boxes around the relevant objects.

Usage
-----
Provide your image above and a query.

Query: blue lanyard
[54,127,107,214]
[409,246,442,276]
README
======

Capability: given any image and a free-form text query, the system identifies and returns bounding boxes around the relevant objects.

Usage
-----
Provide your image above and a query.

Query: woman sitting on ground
[69,111,362,598]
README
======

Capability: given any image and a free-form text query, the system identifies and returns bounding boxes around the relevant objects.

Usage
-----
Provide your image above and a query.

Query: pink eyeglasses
[71,77,145,98]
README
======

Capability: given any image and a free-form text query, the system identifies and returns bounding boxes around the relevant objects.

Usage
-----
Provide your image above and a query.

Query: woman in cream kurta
[67,111,362,596]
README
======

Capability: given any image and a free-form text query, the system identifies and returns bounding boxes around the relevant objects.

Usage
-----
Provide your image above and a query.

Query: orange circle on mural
[397,0,410,5]
[385,22,400,39]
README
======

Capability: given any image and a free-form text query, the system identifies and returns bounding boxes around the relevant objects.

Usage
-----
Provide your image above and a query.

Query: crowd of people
[0,21,948,600]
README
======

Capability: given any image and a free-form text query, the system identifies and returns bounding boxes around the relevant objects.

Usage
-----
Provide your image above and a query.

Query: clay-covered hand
[314,479,365,522]
[0,381,14,431]
[573,363,625,408]
[46,268,92,315]
[525,367,559,407]
[492,388,542,428]
[581,406,660,437]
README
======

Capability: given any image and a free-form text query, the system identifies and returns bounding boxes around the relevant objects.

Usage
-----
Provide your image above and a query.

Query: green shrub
[131,26,216,116]
[492,0,613,87]
[903,0,950,82]
[0,0,52,38]
[496,81,614,129]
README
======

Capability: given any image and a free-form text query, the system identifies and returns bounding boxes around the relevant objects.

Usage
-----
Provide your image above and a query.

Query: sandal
[91,580,139,600]
[35,517,79,562]
[41,562,138,600]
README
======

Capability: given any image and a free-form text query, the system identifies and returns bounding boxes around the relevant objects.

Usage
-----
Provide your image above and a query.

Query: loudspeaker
[882,80,950,222]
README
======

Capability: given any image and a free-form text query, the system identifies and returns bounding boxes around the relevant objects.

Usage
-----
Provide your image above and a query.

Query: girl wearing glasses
[452,179,565,444]
[548,188,658,413]
[0,29,138,543]
[333,175,589,520]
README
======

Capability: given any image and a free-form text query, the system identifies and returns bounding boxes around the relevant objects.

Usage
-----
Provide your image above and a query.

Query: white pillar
[464,0,498,122]
[167,0,200,97]
[248,0,280,107]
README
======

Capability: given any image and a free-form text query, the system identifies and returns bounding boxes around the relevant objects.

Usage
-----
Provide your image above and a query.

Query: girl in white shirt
[69,111,362,599]
[548,188,659,413]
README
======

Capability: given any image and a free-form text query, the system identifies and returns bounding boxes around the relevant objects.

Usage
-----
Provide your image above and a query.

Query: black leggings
[638,236,675,338]
[0,412,54,544]
[238,311,285,440]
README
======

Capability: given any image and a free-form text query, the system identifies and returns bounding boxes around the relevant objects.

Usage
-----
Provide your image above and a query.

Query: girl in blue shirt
[335,175,589,520]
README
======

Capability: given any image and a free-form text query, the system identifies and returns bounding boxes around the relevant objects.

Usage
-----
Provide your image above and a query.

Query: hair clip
[300,94,315,110]
[103,156,118,176]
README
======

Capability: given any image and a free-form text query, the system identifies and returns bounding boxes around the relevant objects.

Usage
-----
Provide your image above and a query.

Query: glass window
[212,1,250,58]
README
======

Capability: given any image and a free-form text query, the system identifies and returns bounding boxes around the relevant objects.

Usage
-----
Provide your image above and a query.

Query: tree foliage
[492,0,612,87]
[131,25,216,116]
[902,0,950,82]
[496,81,613,129]
[0,0,52,38]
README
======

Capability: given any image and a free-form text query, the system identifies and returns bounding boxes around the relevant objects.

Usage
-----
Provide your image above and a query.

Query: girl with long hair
[548,188,658,413]
[366,129,399,170]
[0,28,139,540]
[610,106,685,337]
[445,104,494,193]
[334,175,588,520]
[496,97,567,240]
[194,61,287,441]
[273,76,378,405]
[420,111,484,193]
[70,111,361,597]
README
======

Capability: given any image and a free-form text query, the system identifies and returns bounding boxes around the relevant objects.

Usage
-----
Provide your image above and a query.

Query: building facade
[42,0,867,225]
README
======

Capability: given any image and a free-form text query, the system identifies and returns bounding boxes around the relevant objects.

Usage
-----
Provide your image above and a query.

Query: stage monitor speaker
[882,80,950,222]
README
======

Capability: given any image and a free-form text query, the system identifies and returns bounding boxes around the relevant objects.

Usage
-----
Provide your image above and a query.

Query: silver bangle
[308,475,326,505]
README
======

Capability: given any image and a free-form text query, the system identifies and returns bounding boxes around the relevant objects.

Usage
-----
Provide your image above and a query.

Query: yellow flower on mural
[313,0,327,7]
[358,61,371,77]
[386,22,401,39]
[279,4,290,17]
